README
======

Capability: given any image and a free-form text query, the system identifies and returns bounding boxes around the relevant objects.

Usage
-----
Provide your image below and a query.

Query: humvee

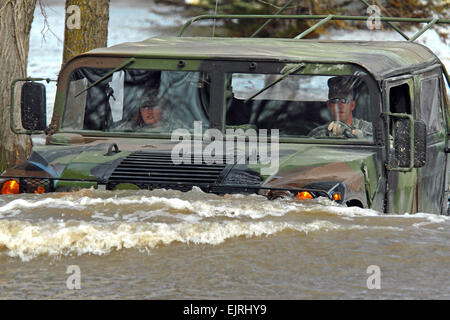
[1,14,450,215]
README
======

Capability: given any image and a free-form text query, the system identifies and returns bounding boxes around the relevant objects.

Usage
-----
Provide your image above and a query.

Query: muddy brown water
[0,188,449,299]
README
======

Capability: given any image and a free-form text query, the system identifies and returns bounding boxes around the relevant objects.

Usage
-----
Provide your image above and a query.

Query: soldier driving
[309,76,372,138]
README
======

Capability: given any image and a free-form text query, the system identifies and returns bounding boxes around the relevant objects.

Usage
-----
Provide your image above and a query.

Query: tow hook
[105,143,121,156]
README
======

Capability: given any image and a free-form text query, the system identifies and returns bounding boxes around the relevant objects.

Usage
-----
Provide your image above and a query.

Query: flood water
[0,188,449,299]
[5,0,449,300]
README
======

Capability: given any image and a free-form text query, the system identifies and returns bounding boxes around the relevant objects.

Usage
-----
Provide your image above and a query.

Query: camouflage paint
[2,36,449,215]
[254,144,384,211]
[415,70,448,214]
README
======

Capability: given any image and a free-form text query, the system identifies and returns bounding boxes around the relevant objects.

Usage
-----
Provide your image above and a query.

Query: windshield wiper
[244,63,305,103]
[75,57,136,97]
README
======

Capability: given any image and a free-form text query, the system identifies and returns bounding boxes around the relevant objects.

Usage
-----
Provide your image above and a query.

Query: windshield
[63,67,211,133]
[226,73,374,141]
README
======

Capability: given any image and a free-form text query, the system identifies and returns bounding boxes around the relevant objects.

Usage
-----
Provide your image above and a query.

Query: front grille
[107,151,229,191]
[19,177,53,193]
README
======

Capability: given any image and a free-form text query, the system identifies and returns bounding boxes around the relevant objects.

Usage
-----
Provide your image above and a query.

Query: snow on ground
[28,2,450,123]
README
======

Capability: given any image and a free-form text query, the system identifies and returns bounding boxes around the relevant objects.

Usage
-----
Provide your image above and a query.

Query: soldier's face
[140,105,162,125]
[327,99,356,122]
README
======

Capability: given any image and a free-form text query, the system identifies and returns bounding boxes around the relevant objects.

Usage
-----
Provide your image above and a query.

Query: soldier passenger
[113,90,164,131]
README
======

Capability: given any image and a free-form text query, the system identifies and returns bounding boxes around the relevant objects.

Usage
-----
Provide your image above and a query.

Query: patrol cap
[139,88,160,107]
[328,76,356,100]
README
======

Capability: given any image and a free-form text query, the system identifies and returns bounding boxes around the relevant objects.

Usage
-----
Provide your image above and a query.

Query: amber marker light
[295,191,314,200]
[1,180,20,195]
[333,193,342,201]
[34,186,46,194]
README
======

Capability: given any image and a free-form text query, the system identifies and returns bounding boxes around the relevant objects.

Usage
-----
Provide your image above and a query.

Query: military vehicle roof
[84,37,441,80]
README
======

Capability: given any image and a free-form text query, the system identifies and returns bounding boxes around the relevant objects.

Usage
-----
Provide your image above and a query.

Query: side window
[388,83,411,135]
[420,77,443,133]
[389,83,411,114]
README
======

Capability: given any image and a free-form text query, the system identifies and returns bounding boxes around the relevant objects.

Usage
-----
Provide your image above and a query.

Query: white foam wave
[99,210,203,223]
[0,198,86,216]
[0,193,303,220]
[391,212,450,228]
[402,212,450,223]
[2,192,447,225]
[0,193,378,220]
[300,202,381,217]
[0,219,342,262]
[0,195,196,218]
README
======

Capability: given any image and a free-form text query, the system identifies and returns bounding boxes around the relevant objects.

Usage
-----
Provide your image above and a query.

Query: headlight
[295,191,314,200]
[332,193,342,201]
[1,180,20,194]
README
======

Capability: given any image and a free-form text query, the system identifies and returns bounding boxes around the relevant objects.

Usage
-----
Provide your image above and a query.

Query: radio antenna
[212,0,219,37]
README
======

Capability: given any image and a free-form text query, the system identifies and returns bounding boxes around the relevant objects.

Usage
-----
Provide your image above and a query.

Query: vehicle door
[383,76,417,214]
[416,68,448,214]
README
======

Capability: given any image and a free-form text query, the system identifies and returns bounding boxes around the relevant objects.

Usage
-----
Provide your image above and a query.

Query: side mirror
[21,82,47,131]
[394,118,426,168]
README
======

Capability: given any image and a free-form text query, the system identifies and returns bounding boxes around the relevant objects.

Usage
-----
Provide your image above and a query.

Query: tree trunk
[62,0,110,65]
[0,0,37,173]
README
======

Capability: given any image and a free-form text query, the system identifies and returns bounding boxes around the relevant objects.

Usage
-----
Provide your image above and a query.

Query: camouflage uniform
[308,118,373,138]
[308,75,373,139]
[351,118,373,138]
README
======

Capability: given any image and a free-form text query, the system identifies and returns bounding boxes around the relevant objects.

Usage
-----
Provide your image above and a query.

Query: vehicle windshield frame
[58,57,215,138]
[56,57,381,145]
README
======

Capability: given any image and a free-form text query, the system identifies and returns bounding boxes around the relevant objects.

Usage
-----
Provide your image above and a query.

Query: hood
[18,134,378,198]
[29,143,132,182]
[262,144,378,194]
